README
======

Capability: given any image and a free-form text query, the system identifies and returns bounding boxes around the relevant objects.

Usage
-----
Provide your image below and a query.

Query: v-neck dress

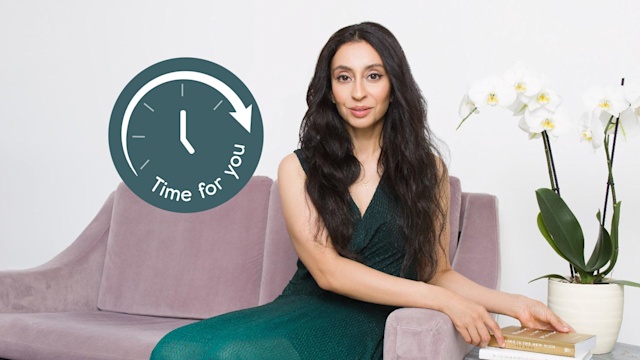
[150,149,416,360]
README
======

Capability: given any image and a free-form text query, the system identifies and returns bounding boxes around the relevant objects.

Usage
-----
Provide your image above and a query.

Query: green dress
[150,150,416,360]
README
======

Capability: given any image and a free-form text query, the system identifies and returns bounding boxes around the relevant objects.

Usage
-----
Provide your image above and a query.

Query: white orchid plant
[457,62,640,287]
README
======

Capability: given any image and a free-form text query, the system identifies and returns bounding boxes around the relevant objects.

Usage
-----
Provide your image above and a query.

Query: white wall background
[1,0,639,346]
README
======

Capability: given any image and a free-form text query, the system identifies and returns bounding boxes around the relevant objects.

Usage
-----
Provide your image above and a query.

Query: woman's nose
[351,79,366,100]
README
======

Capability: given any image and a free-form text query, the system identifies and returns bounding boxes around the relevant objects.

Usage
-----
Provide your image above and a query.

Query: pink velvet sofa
[0,175,499,360]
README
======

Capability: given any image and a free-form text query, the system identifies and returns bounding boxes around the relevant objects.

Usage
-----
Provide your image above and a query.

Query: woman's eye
[369,73,382,80]
[337,75,350,82]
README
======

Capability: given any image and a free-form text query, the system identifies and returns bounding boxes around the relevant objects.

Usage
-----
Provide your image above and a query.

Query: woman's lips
[349,106,372,118]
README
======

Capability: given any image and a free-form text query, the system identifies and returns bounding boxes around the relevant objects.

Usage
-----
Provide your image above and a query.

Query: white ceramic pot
[547,278,624,354]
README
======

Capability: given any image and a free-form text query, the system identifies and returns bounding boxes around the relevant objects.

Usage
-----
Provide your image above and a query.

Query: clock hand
[180,110,196,154]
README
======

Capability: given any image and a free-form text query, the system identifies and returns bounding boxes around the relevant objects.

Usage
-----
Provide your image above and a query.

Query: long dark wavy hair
[298,22,447,282]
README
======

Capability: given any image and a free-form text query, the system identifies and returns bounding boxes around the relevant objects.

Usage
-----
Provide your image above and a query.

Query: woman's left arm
[428,160,572,333]
[430,269,572,332]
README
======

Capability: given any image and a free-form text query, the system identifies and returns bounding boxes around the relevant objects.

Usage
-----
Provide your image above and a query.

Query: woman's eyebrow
[332,64,385,73]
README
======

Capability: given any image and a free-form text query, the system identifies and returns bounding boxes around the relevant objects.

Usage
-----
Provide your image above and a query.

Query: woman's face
[330,41,391,133]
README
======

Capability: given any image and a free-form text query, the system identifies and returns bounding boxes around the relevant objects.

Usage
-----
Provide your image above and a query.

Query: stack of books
[478,326,596,360]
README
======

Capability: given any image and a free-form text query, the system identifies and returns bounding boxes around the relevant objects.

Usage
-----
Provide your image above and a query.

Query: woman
[151,22,571,360]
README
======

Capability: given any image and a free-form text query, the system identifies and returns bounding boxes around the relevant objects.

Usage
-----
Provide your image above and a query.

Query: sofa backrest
[448,176,462,264]
[97,176,273,319]
[258,180,298,305]
[96,175,475,318]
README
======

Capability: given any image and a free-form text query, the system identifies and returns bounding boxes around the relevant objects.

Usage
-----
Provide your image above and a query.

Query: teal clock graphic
[109,57,263,213]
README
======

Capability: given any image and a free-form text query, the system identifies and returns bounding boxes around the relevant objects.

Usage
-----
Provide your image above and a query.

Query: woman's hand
[513,295,574,333]
[442,293,505,348]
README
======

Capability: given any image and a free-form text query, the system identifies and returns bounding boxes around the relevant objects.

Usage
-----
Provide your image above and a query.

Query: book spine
[480,351,563,360]
[480,352,546,360]
[481,354,535,360]
[487,339,575,357]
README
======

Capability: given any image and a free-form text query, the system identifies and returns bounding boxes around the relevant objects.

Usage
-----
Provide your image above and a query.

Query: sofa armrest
[452,192,500,290]
[384,307,473,359]
[0,191,114,313]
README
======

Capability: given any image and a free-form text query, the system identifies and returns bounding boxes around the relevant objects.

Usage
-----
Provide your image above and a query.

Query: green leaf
[535,188,586,269]
[575,270,598,284]
[601,202,621,277]
[606,279,640,288]
[585,220,613,272]
[529,274,570,284]
[537,213,570,263]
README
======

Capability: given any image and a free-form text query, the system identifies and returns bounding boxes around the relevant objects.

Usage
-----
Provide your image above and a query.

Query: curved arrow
[121,70,252,176]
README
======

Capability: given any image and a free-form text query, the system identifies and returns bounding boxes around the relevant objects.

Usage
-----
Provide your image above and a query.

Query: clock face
[109,58,263,213]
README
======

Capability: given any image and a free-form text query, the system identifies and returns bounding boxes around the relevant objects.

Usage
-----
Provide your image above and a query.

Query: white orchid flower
[523,107,571,139]
[455,93,480,130]
[583,84,630,118]
[468,77,517,111]
[526,88,563,112]
[507,98,528,116]
[625,82,640,109]
[503,62,543,103]
[518,116,541,139]
[615,82,640,138]
[594,83,640,138]
[578,109,605,152]
[616,106,640,138]
[458,93,479,119]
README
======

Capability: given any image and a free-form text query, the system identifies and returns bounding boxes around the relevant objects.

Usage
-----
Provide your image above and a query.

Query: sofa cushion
[0,311,194,360]
[97,176,273,319]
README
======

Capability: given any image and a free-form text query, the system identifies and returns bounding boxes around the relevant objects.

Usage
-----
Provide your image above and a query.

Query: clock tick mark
[214,100,223,111]
[140,159,150,170]
[132,135,145,139]
[181,83,184,97]
[143,103,155,112]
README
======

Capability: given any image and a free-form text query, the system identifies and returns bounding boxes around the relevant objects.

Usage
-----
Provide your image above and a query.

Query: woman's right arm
[277,153,504,347]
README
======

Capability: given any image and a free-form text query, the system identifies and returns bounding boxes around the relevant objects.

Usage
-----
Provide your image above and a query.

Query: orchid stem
[542,132,554,190]
[601,116,620,225]
[542,131,560,195]
[456,107,477,130]
[600,77,624,225]
[541,130,572,277]
[547,133,561,196]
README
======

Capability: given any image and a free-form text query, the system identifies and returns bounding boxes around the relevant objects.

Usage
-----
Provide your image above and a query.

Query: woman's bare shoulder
[278,152,305,182]
[278,153,307,193]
